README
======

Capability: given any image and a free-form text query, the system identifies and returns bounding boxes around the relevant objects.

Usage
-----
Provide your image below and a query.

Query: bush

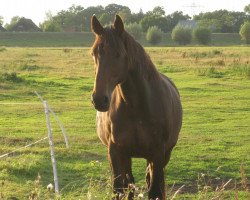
[125,23,143,40]
[239,21,250,44]
[171,25,192,45]
[146,26,163,45]
[193,27,211,45]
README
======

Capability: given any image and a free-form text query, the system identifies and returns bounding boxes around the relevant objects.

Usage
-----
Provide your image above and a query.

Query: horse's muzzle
[91,94,110,112]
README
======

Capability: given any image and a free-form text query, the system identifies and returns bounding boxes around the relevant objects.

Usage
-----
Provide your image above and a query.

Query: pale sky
[0,0,249,25]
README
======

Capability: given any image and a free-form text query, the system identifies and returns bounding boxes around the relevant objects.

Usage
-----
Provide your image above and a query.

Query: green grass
[0,47,249,199]
[0,32,244,47]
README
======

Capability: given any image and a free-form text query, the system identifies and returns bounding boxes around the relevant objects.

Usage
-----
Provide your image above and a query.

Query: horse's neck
[116,39,160,112]
[117,66,159,111]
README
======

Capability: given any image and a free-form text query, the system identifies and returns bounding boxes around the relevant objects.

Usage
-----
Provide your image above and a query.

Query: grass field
[0,46,249,199]
[0,32,243,47]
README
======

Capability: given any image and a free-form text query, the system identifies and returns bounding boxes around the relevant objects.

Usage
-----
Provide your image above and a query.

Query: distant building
[9,18,41,32]
[177,20,198,29]
[0,24,6,32]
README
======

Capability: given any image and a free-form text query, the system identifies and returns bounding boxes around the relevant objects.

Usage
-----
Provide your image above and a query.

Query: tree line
[1,3,250,33]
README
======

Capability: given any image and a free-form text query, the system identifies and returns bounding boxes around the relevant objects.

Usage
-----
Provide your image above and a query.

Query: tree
[239,21,250,44]
[244,4,250,15]
[81,6,104,31]
[194,10,249,33]
[140,15,169,32]
[193,27,211,45]
[118,8,132,24]
[129,9,145,24]
[99,13,111,26]
[125,23,143,40]
[40,20,62,32]
[152,6,165,16]
[172,25,192,45]
[0,16,3,25]
[105,4,130,17]
[197,19,222,32]
[166,11,191,31]
[5,16,21,30]
[146,26,163,45]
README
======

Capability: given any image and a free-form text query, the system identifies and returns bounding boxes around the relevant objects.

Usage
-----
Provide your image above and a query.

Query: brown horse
[90,15,182,200]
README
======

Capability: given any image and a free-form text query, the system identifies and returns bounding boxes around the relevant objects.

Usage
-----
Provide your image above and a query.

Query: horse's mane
[91,27,160,80]
[123,31,159,80]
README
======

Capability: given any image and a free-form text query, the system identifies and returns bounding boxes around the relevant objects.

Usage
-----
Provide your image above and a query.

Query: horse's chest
[110,118,162,157]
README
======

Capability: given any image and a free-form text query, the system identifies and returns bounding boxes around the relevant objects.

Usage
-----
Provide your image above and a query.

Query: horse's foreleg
[148,159,165,200]
[123,157,135,200]
[108,143,126,199]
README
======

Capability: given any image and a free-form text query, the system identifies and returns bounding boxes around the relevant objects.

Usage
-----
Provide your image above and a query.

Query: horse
[90,15,182,200]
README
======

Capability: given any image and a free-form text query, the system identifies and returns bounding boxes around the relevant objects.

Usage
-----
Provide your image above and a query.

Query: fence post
[35,91,69,148]
[43,100,59,194]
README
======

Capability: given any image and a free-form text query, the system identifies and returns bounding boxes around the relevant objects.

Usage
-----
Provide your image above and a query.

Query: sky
[0,0,249,25]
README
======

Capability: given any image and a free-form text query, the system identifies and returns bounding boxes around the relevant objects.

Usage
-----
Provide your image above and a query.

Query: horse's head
[91,15,128,112]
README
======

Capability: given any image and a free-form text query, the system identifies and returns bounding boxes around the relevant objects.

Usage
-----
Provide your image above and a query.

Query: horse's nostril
[103,96,109,105]
[91,94,109,111]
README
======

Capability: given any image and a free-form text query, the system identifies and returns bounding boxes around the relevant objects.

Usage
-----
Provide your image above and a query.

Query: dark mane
[91,27,160,80]
[123,31,160,80]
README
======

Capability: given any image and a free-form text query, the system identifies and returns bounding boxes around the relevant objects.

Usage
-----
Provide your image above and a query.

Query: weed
[196,67,224,78]
[63,48,72,53]
[216,59,225,66]
[29,174,41,200]
[1,180,5,199]
[181,52,187,58]
[0,72,23,82]
[190,51,208,58]
[212,49,222,55]
[19,64,40,71]
[26,53,39,57]
[156,60,163,65]
[0,47,7,52]
[160,65,183,73]
[240,164,249,192]
[190,50,223,59]
[229,64,250,78]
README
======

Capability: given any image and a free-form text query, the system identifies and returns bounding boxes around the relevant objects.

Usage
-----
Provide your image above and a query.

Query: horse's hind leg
[146,161,152,190]
[163,148,173,166]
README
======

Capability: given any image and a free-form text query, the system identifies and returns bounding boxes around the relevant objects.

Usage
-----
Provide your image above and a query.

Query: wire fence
[0,91,69,196]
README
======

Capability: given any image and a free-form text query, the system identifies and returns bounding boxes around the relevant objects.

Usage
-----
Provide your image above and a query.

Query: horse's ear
[113,15,124,36]
[91,15,104,35]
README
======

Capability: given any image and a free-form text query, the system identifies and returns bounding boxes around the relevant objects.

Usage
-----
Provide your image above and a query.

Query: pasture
[0,47,249,199]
